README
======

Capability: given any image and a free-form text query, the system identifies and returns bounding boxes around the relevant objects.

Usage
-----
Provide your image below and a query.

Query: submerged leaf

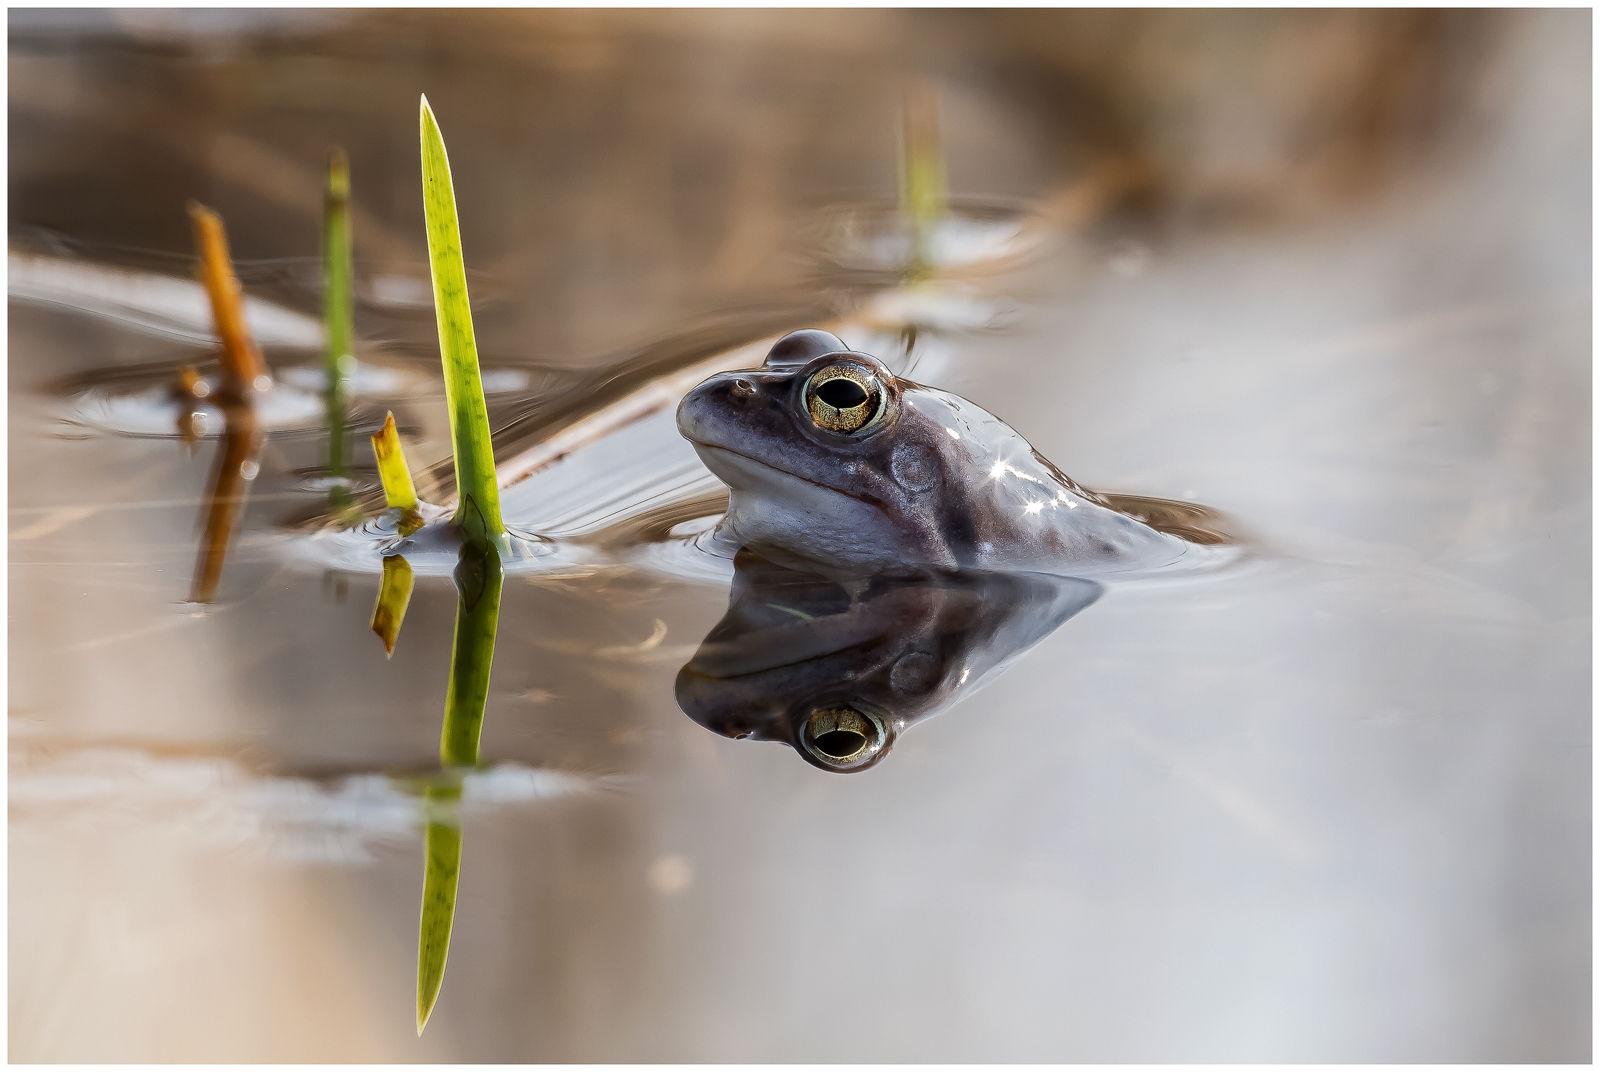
[370,554,415,657]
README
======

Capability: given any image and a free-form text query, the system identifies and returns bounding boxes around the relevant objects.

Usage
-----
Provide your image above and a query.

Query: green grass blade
[370,553,415,657]
[419,96,505,551]
[324,148,355,494]
[440,540,503,768]
[416,782,462,1035]
[899,82,947,284]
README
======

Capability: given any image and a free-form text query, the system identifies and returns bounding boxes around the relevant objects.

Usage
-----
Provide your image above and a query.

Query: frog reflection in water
[675,329,1218,771]
[676,328,1196,578]
[676,549,1102,772]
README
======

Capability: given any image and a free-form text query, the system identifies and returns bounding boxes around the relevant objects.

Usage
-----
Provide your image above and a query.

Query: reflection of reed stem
[189,402,264,603]
[323,148,355,503]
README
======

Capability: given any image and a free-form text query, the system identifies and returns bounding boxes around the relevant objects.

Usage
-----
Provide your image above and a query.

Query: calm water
[9,9,1590,1062]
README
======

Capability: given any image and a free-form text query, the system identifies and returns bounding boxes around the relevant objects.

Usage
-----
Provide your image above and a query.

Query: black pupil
[816,377,869,409]
[813,729,866,758]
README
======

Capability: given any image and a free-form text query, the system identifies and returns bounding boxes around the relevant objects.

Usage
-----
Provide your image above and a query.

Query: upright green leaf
[898,83,947,285]
[323,148,355,508]
[419,96,506,553]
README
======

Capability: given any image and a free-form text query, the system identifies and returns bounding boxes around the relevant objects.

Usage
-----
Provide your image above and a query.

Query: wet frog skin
[677,329,1192,577]
[676,549,1102,772]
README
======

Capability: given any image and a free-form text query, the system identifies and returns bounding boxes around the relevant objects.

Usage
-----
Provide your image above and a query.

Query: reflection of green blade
[441,538,504,767]
[415,542,503,1034]
[370,554,415,657]
[416,782,462,1035]
[324,148,355,510]
[419,96,506,553]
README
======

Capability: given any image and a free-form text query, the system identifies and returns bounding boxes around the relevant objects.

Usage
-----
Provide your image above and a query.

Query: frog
[676,328,1196,578]
[676,549,1102,772]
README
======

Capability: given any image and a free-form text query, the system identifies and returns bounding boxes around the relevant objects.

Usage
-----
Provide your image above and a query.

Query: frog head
[674,549,1102,772]
[678,329,1192,576]
[676,329,970,574]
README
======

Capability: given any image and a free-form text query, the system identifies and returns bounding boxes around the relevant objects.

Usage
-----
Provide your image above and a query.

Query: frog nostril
[732,378,756,396]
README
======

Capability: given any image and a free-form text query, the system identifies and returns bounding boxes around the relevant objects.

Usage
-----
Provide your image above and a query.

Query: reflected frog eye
[804,364,884,434]
[801,705,887,770]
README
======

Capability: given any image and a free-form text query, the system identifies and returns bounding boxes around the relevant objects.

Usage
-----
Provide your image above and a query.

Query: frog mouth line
[694,443,890,510]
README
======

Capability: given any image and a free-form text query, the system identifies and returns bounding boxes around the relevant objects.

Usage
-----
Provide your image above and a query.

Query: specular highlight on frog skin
[676,329,1193,578]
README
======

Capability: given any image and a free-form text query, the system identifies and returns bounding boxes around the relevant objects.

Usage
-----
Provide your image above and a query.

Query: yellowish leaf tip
[371,411,419,511]
[327,147,349,198]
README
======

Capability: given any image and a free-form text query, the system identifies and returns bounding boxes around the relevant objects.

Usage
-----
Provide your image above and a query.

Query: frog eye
[800,705,887,770]
[804,363,884,434]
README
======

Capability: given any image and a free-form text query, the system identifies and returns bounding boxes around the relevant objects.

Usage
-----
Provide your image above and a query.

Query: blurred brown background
[10,9,1512,364]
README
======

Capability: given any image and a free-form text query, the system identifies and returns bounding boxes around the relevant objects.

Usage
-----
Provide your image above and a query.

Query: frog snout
[676,372,773,444]
[675,378,718,442]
